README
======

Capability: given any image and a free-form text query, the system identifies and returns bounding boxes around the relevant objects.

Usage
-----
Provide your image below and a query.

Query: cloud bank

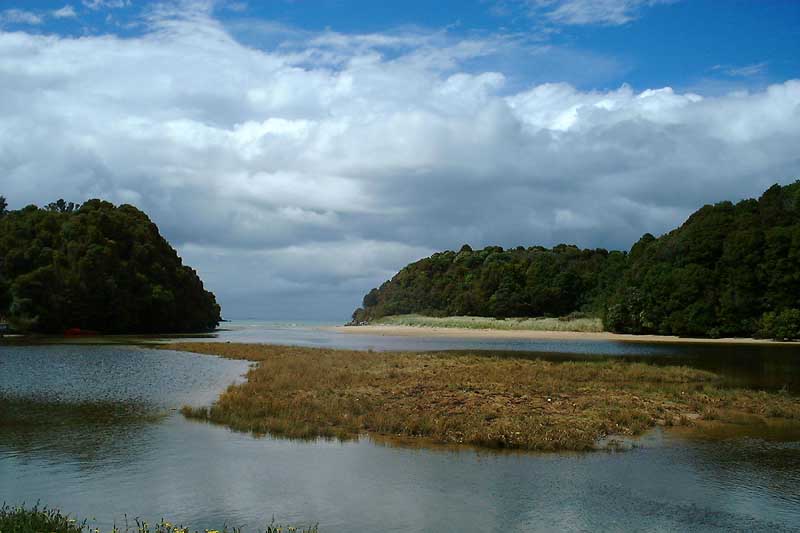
[1,3,798,319]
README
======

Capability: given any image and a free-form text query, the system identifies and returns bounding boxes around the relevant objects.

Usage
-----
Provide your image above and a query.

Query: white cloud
[527,0,675,26]
[53,5,78,19]
[0,9,43,25]
[0,5,798,319]
[713,62,769,78]
[82,0,130,10]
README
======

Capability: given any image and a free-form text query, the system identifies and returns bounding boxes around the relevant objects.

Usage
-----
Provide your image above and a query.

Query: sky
[0,0,799,321]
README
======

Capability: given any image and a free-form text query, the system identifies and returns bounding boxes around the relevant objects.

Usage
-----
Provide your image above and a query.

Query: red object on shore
[64,328,100,337]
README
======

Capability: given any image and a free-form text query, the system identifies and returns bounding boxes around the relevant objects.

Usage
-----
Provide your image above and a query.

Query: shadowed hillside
[354,181,800,340]
[0,198,220,334]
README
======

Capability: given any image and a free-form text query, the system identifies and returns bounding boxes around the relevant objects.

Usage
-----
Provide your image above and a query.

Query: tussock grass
[0,504,317,533]
[167,343,800,451]
[373,314,604,332]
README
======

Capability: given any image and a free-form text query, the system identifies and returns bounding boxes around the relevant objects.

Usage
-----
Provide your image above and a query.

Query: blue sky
[1,1,799,320]
[8,0,799,93]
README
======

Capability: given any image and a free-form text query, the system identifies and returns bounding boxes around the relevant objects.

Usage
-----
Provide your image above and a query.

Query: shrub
[758,308,800,340]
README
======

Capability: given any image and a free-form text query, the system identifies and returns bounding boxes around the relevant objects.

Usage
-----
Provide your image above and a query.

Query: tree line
[0,197,221,333]
[353,181,800,340]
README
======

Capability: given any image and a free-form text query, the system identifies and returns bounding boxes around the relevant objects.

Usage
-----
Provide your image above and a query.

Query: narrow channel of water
[197,321,800,393]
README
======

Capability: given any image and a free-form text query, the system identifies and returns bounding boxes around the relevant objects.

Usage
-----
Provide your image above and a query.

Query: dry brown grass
[165,342,800,451]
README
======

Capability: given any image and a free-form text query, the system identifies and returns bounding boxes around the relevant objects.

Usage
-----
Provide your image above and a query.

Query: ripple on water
[1,343,799,532]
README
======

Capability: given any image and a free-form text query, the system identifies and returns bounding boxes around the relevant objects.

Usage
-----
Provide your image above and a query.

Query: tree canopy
[354,181,800,340]
[605,181,800,339]
[0,198,220,333]
[352,244,625,322]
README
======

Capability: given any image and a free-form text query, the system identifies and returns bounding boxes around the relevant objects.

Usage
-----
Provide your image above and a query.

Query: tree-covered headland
[0,197,220,333]
[353,181,800,340]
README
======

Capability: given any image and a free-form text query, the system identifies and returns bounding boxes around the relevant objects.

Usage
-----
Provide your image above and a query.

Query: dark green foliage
[45,198,80,213]
[356,243,621,321]
[0,273,10,316]
[0,503,85,533]
[607,181,800,338]
[758,309,800,340]
[357,181,800,339]
[0,198,220,333]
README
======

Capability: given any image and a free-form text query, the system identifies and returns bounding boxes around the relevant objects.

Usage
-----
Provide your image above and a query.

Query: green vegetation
[758,308,800,341]
[0,504,85,533]
[353,181,800,340]
[374,314,603,332]
[168,343,800,452]
[352,243,624,323]
[0,504,317,533]
[0,197,220,334]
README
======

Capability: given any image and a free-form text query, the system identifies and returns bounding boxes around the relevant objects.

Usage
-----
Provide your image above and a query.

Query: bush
[758,308,800,340]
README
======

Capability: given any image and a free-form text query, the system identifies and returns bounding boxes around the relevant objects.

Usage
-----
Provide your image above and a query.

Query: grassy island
[167,343,800,451]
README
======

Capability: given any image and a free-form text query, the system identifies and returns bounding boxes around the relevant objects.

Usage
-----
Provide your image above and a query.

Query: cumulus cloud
[0,3,798,319]
[175,238,434,319]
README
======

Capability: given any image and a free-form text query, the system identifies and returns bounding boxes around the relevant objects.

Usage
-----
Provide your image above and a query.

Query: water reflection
[0,345,249,468]
[0,397,161,467]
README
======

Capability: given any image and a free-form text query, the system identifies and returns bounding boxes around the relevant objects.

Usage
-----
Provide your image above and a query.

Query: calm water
[2,327,800,531]
[202,321,800,393]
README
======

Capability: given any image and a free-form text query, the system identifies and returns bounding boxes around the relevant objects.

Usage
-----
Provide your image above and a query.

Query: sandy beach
[329,324,796,345]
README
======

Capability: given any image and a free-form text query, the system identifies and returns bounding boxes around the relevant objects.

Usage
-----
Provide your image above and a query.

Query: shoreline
[328,324,796,346]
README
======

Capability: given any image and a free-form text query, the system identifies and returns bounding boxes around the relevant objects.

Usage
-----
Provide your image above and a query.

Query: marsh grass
[0,504,317,533]
[168,343,800,451]
[0,503,85,533]
[373,314,604,332]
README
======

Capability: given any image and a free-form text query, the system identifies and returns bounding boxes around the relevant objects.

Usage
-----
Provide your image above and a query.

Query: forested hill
[353,181,800,339]
[0,198,221,334]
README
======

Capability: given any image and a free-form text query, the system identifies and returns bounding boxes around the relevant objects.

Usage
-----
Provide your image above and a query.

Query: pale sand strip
[326,324,796,346]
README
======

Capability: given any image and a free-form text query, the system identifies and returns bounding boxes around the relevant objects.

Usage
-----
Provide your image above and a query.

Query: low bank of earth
[333,314,793,345]
[164,343,800,451]
[371,314,605,332]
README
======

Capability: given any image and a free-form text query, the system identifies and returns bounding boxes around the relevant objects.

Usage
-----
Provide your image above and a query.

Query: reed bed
[168,343,800,451]
[373,314,604,332]
[0,504,317,533]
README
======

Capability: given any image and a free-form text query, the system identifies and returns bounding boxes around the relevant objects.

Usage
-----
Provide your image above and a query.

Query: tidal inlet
[1,1,800,532]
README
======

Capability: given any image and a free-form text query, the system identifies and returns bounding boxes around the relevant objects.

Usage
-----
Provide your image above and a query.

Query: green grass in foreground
[0,504,317,533]
[373,314,604,332]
